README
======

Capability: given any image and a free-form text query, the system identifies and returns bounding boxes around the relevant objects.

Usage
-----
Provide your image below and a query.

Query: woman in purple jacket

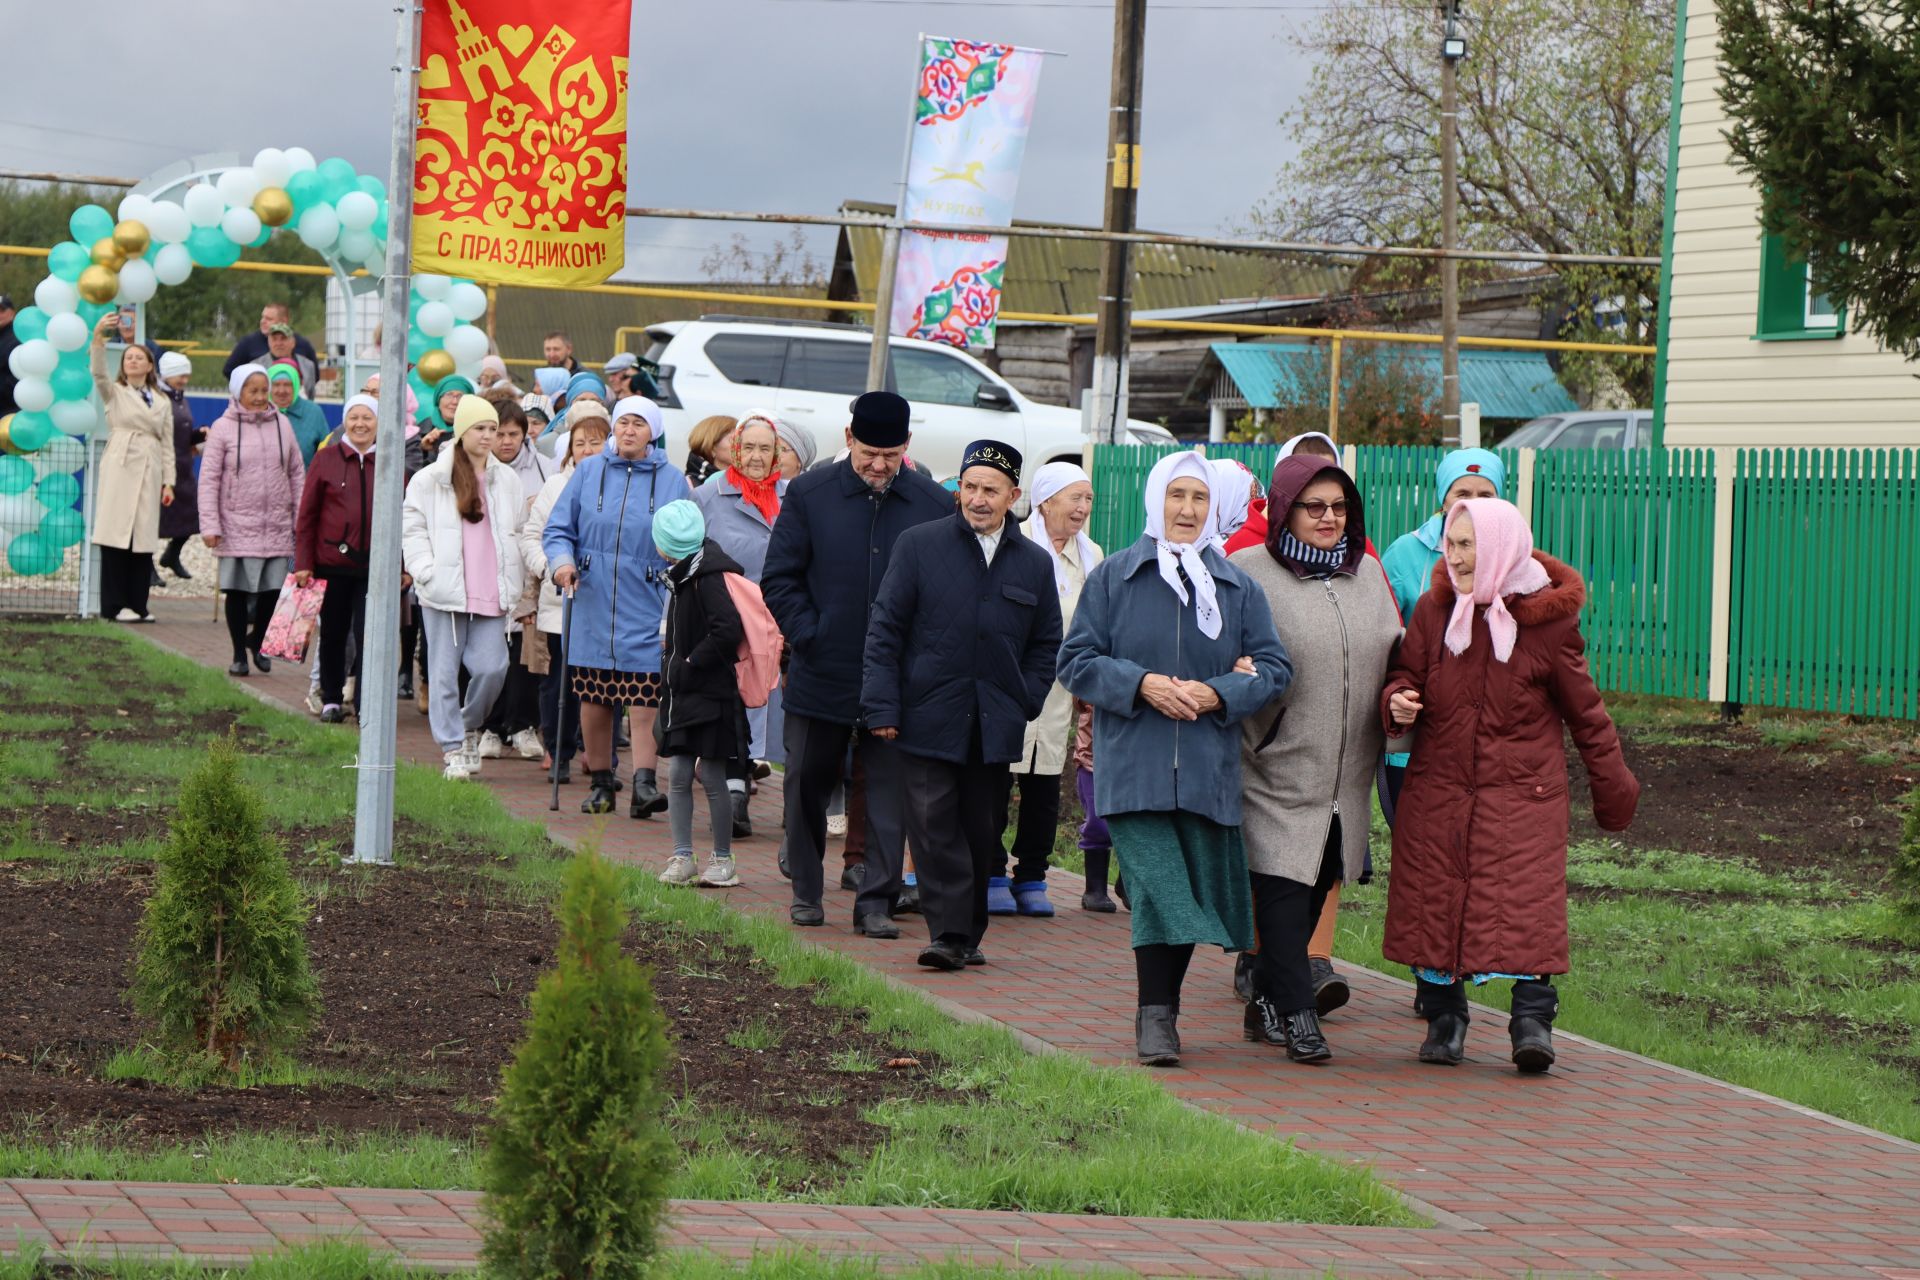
[200,363,305,676]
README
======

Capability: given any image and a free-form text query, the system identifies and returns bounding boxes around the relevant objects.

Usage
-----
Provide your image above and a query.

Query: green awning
[1211,342,1578,419]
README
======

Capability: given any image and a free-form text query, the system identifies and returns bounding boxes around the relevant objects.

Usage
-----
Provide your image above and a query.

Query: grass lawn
[0,620,1415,1230]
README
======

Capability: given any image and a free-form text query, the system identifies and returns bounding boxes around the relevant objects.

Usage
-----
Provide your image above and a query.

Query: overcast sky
[3,0,1314,281]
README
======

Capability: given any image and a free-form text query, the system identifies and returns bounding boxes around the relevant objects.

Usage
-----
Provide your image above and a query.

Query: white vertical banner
[889,37,1046,349]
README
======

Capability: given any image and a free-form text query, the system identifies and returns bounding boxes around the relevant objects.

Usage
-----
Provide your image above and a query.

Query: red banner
[411,0,630,287]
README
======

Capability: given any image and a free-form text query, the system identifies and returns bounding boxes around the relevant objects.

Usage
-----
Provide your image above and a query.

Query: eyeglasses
[1292,499,1350,519]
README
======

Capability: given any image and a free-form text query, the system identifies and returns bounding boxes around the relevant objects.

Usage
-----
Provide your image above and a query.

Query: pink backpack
[722,573,784,709]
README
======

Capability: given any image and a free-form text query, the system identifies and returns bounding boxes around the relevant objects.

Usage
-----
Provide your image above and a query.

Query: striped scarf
[1277,531,1349,579]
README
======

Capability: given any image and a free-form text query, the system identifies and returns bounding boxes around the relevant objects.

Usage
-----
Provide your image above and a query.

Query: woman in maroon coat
[1381,497,1637,1073]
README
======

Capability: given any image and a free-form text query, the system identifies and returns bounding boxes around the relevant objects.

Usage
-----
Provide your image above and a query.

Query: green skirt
[1108,811,1255,952]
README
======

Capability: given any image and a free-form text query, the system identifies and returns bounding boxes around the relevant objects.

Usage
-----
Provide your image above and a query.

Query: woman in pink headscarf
[1380,497,1638,1075]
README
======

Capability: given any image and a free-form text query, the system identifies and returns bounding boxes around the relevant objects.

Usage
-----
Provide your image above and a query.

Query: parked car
[1500,410,1654,450]
[642,316,1175,485]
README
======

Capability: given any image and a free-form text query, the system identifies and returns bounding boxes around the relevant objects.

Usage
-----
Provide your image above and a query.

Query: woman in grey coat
[1229,454,1401,1064]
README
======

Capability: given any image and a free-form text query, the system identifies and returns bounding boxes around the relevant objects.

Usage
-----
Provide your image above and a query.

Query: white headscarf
[228,363,268,402]
[343,393,379,419]
[1023,461,1099,598]
[1277,431,1339,461]
[1143,450,1221,640]
[612,395,665,441]
[158,351,192,381]
[1207,459,1254,549]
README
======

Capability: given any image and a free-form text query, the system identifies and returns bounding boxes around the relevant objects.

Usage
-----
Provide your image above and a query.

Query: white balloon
[51,400,98,436]
[45,312,90,354]
[116,259,158,305]
[414,301,455,339]
[443,324,489,365]
[413,274,453,302]
[184,184,225,228]
[153,243,194,287]
[296,205,340,251]
[252,147,292,189]
[455,360,485,385]
[9,339,58,381]
[116,193,154,225]
[0,493,42,532]
[335,190,379,232]
[13,379,53,414]
[447,282,488,323]
[216,167,261,210]
[33,435,87,476]
[34,277,78,316]
[337,229,377,263]
[222,207,263,246]
[285,146,317,173]
[145,200,190,245]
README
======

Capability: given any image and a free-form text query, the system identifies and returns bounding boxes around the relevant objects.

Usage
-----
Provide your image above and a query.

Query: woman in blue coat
[1058,451,1292,1067]
[542,396,691,817]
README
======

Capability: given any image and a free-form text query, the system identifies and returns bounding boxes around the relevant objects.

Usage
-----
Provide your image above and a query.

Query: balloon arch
[0,146,488,579]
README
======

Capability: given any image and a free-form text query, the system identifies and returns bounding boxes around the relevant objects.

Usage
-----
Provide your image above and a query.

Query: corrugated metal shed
[1212,342,1578,418]
[835,200,1350,315]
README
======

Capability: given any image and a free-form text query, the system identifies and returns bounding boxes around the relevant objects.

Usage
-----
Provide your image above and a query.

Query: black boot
[149,565,165,590]
[1232,951,1256,1003]
[1242,995,1286,1047]
[1509,979,1559,1073]
[1281,1007,1333,1063]
[1135,1005,1180,1067]
[629,768,665,818]
[1081,849,1116,912]
[1417,979,1470,1065]
[730,790,751,839]
[397,670,414,701]
[1310,957,1351,1017]
[581,769,619,815]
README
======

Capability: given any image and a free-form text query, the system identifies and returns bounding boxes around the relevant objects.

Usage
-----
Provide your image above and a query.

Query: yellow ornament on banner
[0,414,21,457]
[253,187,294,228]
[90,237,126,271]
[78,265,121,305]
[112,219,151,257]
[416,349,456,385]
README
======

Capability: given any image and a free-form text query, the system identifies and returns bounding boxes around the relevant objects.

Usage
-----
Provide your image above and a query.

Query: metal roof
[1210,342,1578,418]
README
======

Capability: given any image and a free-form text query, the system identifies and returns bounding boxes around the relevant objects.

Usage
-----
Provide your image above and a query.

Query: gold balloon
[112,219,151,257]
[416,349,456,385]
[90,237,126,271]
[0,415,21,457]
[252,186,294,228]
[78,264,121,305]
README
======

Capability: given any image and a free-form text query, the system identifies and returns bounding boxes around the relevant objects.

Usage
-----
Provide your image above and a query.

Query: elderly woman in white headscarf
[1058,451,1292,1067]
[986,462,1107,917]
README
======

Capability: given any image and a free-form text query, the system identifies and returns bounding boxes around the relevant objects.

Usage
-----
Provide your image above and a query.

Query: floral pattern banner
[411,0,629,287]
[890,37,1045,350]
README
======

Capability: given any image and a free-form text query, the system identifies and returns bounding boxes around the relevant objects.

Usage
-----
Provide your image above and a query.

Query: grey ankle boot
[1135,1005,1180,1067]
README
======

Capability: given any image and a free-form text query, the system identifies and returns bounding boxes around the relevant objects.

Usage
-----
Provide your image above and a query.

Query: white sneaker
[306,690,325,715]
[477,731,505,759]
[699,854,740,888]
[509,728,543,760]
[658,855,699,886]
[827,814,848,838]
[443,751,475,781]
[111,607,142,623]
[462,731,485,774]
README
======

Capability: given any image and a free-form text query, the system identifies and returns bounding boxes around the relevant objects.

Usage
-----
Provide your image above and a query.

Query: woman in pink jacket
[200,363,305,677]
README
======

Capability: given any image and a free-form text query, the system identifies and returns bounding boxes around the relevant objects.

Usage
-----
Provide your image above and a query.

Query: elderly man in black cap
[863,440,1062,971]
[761,390,952,935]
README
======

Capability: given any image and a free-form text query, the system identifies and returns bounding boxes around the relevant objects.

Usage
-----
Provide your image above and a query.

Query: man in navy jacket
[863,440,1062,970]
[760,391,951,934]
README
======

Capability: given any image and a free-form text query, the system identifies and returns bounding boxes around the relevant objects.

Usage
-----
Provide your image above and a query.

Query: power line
[715,0,1359,9]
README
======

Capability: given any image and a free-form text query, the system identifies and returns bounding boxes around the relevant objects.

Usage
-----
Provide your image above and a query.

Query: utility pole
[1087,0,1147,445]
[1438,1,1466,448]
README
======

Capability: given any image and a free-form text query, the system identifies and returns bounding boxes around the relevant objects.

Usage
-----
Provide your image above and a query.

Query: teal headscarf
[268,362,332,465]
[421,374,477,432]
[1414,448,1507,550]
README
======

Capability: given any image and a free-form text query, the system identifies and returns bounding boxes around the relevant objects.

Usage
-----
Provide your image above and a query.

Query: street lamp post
[1439,2,1465,449]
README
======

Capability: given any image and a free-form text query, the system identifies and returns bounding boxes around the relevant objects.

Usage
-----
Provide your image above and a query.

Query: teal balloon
[316,157,358,203]
[39,508,84,548]
[187,225,241,268]
[35,472,80,510]
[144,241,161,262]
[57,343,88,370]
[76,300,113,327]
[11,307,48,343]
[407,330,433,361]
[8,532,60,577]
[50,367,90,401]
[286,169,323,213]
[250,224,273,248]
[68,205,114,247]
[9,411,54,452]
[373,209,390,242]
[356,174,385,199]
[0,457,32,495]
[48,242,90,282]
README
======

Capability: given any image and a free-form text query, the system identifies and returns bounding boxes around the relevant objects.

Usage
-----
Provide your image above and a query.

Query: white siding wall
[1665,0,1920,447]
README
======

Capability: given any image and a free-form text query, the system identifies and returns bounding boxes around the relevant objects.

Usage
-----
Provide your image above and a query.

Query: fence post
[1708,446,1736,704]
[1516,447,1536,526]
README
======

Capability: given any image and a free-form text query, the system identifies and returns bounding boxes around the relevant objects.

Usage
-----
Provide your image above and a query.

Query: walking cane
[551,590,573,812]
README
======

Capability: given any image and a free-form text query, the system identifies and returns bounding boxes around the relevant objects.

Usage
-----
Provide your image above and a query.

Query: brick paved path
[10,603,1920,1277]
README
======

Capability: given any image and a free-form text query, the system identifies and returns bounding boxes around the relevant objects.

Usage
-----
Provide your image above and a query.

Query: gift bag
[260,574,326,663]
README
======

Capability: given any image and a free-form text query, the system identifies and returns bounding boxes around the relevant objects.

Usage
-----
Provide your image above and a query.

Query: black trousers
[990,768,1062,882]
[904,748,1007,947]
[99,546,153,619]
[537,631,581,765]
[483,632,539,736]
[224,589,274,661]
[783,711,905,919]
[315,573,369,708]
[1250,815,1343,1013]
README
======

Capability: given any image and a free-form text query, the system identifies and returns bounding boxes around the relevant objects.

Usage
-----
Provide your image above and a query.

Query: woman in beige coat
[89,314,175,622]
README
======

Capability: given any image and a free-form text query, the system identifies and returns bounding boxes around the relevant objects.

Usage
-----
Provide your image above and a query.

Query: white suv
[642,317,1174,485]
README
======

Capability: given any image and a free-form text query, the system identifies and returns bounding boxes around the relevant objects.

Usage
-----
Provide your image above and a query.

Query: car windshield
[1549,417,1629,449]
[1501,417,1562,448]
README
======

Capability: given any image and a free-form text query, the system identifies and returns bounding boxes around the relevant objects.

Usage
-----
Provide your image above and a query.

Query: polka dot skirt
[569,667,662,708]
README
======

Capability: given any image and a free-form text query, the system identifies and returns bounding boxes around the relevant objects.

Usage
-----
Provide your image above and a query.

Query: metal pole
[351,0,423,867]
[1439,2,1463,449]
[1088,0,1148,445]
[866,33,928,394]
[1326,336,1343,441]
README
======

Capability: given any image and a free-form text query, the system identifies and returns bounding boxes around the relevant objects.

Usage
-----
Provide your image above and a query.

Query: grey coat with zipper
[1229,545,1401,885]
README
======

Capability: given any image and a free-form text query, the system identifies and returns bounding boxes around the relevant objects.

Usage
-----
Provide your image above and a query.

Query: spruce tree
[130,736,319,1068]
[1895,786,1920,918]
[481,847,674,1280]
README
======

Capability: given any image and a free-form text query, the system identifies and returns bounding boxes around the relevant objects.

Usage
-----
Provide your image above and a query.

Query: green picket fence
[1087,444,1180,550]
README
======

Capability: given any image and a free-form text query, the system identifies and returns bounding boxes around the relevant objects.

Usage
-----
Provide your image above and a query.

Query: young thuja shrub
[129,736,319,1069]
[482,845,674,1280]
[1895,784,1920,916]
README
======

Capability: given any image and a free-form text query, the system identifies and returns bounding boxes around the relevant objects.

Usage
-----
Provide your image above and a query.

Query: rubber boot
[581,769,619,816]
[1509,978,1559,1073]
[1081,849,1117,912]
[629,768,666,818]
[1417,979,1469,1065]
[1135,1005,1180,1067]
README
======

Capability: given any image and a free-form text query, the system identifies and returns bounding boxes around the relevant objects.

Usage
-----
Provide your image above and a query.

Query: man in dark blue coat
[760,391,952,934]
[863,440,1063,971]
